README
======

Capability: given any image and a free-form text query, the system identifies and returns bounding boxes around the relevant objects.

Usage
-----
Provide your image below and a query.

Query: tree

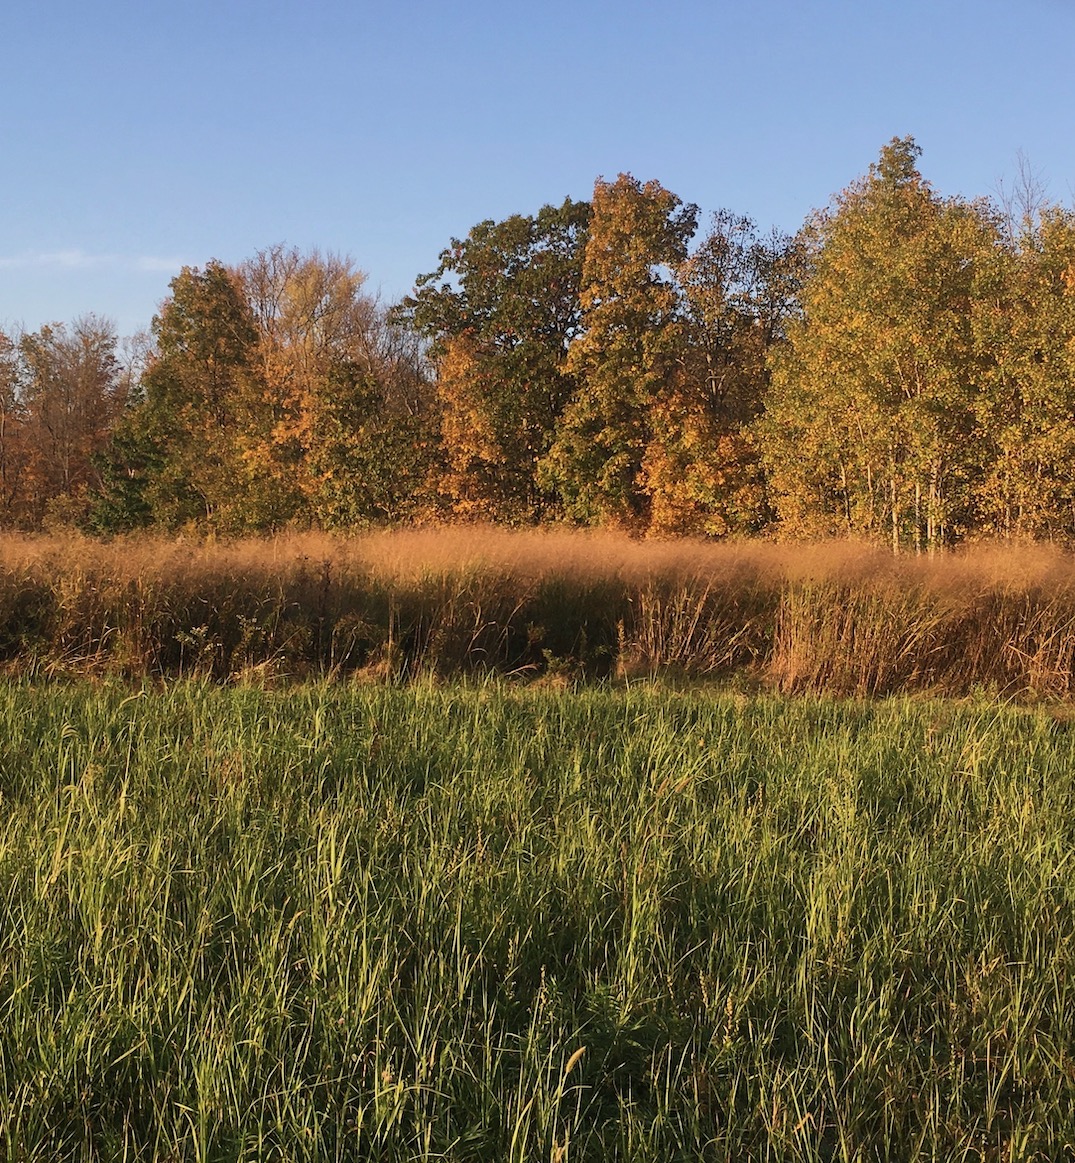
[237,245,374,524]
[0,330,25,523]
[93,248,438,533]
[304,340,438,528]
[973,206,1075,539]
[17,315,126,527]
[642,212,802,535]
[760,138,998,551]
[87,405,162,533]
[542,175,697,528]
[241,244,437,527]
[136,260,261,529]
[401,198,590,521]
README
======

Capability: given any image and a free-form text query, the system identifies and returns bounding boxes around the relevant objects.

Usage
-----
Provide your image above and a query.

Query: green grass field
[3,680,1075,1160]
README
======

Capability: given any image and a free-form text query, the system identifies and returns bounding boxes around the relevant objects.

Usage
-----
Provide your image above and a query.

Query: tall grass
[3,681,1075,1158]
[4,530,1075,696]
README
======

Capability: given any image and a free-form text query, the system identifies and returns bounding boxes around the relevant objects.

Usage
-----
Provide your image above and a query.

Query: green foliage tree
[125,260,262,530]
[304,327,438,528]
[87,409,161,533]
[401,199,590,521]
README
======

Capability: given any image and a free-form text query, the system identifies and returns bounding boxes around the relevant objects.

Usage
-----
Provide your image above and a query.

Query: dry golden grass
[2,528,1075,696]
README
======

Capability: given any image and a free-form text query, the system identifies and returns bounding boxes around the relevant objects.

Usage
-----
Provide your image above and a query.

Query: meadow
[4,529,1075,697]
[3,679,1075,1159]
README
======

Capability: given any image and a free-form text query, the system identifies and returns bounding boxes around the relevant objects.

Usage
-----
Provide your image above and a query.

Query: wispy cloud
[0,250,189,273]
[134,255,190,273]
[0,249,101,270]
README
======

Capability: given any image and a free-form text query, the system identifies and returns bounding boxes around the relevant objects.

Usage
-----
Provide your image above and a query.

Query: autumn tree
[761,138,998,550]
[541,175,696,529]
[238,245,373,524]
[0,330,25,523]
[131,260,261,529]
[642,212,803,535]
[401,198,590,521]
[973,206,1075,538]
[93,249,438,532]
[240,244,437,527]
[17,315,127,526]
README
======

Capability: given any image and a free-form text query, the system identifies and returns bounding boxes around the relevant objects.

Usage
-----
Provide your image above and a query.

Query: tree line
[4,136,1075,548]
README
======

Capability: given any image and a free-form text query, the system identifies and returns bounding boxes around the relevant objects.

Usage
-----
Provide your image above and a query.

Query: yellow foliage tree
[973,208,1075,539]
[761,138,998,550]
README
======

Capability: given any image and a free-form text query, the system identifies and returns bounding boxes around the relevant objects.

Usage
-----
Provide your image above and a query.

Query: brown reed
[1,529,1074,697]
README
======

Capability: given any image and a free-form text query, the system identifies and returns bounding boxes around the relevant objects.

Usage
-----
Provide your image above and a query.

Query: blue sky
[2,0,1073,338]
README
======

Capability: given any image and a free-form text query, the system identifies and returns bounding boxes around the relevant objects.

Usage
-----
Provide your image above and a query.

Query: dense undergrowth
[4,530,1075,699]
[2,681,1075,1159]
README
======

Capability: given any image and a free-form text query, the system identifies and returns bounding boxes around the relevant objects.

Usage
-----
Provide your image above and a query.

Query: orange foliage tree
[239,245,435,527]
[17,316,127,527]
[643,212,801,536]
[542,175,696,530]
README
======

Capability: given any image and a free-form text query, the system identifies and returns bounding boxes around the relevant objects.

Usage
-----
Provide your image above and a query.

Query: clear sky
[2,0,1073,339]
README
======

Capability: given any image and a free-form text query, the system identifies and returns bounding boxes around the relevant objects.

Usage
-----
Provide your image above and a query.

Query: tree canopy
[12,139,1075,549]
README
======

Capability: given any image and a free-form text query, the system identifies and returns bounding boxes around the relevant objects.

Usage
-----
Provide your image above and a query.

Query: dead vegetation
[3,529,1075,697]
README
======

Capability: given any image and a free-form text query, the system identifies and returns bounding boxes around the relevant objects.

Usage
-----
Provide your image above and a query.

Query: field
[4,679,1075,1160]
[6,529,1075,698]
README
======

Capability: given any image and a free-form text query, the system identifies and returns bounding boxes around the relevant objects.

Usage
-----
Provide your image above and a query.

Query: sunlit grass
[2,680,1075,1158]
[4,529,1075,697]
